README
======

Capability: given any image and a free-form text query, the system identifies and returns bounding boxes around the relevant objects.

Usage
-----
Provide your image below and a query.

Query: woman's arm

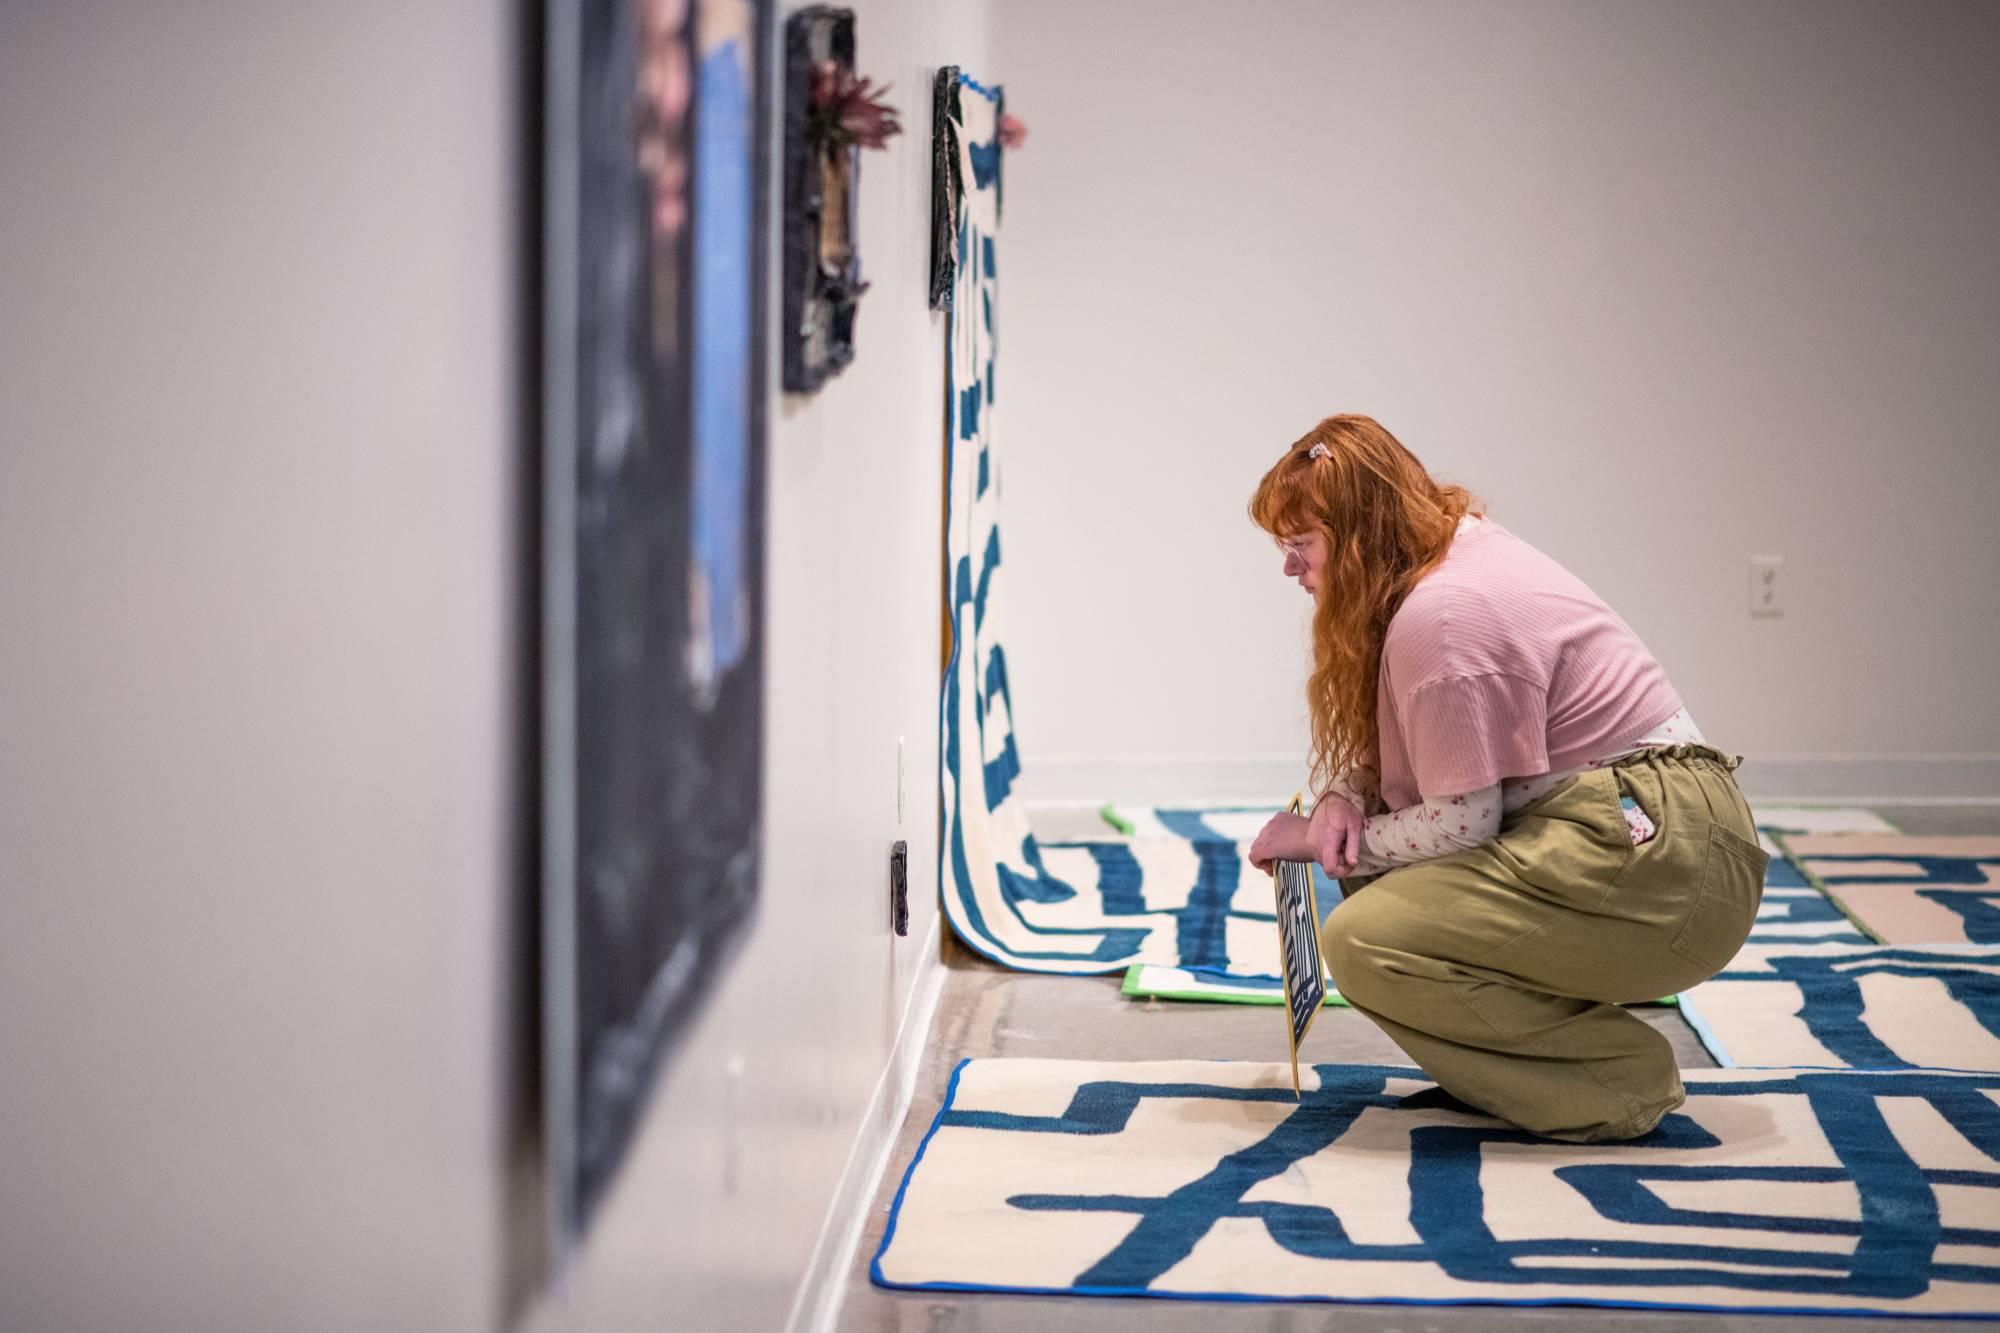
[1346,785,1503,876]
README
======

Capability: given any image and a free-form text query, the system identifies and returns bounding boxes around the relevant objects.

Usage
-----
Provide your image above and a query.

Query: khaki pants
[1321,744,1768,1142]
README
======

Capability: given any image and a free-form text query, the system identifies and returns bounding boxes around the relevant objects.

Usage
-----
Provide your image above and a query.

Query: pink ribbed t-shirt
[1374,519,1682,809]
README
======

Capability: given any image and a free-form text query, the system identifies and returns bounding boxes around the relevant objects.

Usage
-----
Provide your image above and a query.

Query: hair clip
[1308,442,1332,460]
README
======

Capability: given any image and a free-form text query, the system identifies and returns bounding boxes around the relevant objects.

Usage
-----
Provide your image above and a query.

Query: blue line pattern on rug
[934,119,1286,976]
[1681,944,2000,1069]
[874,1060,2000,1314]
[1718,950,2000,1067]
[1811,852,2000,944]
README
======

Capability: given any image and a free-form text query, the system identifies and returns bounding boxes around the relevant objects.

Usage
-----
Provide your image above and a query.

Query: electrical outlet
[1749,555,1784,617]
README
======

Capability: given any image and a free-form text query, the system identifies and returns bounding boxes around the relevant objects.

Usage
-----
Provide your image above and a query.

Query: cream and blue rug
[935,83,1302,980]
[1681,943,2000,1069]
[1751,832,1874,946]
[1123,965,1686,1012]
[1787,836,2000,947]
[972,796,1891,985]
[1118,832,1859,1005]
[1098,803,1291,843]
[873,1057,2000,1316]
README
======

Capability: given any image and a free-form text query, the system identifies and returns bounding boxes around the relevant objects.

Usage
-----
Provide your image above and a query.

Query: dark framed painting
[543,0,770,1246]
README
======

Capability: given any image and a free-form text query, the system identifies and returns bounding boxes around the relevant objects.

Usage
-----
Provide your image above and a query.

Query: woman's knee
[1320,896,1399,1009]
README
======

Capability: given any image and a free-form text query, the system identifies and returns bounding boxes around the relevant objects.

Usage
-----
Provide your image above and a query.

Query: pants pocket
[1669,823,1769,974]
[1493,768,1632,907]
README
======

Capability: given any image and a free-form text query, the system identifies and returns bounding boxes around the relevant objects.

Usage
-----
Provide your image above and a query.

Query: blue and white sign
[1272,796,1327,1095]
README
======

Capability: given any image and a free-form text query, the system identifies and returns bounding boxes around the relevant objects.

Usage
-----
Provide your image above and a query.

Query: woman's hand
[1308,794,1364,878]
[1248,812,1317,873]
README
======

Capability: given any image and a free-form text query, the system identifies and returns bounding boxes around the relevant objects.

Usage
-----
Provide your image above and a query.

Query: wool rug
[933,87,1319,981]
[1680,943,2000,1069]
[1750,833,1874,946]
[1789,837,2000,946]
[873,1057,2000,1317]
[1114,832,1858,1006]
[933,76,1243,977]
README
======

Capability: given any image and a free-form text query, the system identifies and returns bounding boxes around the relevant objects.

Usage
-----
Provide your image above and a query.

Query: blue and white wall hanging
[934,73,1284,980]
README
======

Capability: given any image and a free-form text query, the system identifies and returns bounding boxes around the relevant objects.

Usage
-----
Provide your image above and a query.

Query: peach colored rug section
[1789,836,2000,946]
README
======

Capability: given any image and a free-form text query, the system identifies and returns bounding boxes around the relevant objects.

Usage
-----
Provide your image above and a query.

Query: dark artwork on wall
[544,0,769,1244]
[928,64,1004,311]
[927,65,962,311]
[781,7,860,392]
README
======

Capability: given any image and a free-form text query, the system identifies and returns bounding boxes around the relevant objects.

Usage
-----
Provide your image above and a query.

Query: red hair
[1248,415,1479,806]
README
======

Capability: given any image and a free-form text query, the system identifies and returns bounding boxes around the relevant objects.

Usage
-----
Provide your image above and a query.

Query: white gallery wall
[992,0,2000,803]
[0,3,524,1330]
[0,0,985,1330]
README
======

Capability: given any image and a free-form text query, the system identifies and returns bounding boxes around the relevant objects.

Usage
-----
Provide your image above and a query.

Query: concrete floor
[836,805,1994,1331]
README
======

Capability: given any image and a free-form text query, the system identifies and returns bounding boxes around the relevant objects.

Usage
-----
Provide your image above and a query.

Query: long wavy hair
[1248,415,1479,807]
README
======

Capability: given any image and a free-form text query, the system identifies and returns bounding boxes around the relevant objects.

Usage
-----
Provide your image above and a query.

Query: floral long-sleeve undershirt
[1332,707,1704,877]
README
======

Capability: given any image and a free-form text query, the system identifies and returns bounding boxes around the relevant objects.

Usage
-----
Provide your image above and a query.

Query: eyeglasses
[1277,535,1314,562]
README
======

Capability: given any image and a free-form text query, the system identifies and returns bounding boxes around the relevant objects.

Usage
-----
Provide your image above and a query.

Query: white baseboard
[1730,754,2000,805]
[783,912,947,1333]
[1023,753,2000,807]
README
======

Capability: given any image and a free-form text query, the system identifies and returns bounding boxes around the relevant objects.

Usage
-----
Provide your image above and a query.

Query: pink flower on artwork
[811,62,903,149]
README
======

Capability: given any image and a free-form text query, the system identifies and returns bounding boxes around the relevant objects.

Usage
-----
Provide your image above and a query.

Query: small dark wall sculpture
[782,7,901,393]
[927,66,963,312]
[930,68,1021,311]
